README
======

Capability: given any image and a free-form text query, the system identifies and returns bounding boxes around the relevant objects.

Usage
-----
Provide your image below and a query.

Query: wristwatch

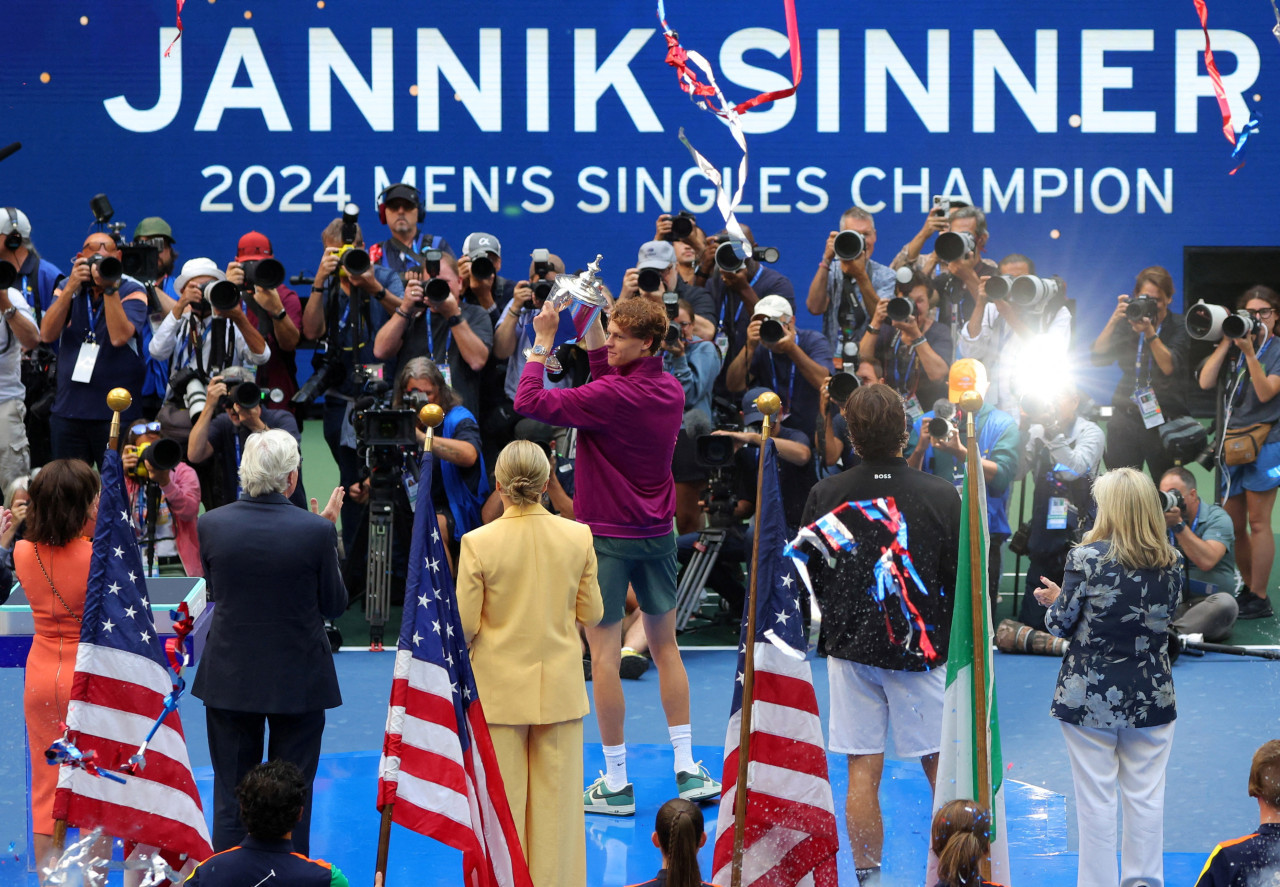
[447,314,463,328]
[1,306,17,322]
[1172,521,1187,535]
[272,308,288,321]
[530,343,550,357]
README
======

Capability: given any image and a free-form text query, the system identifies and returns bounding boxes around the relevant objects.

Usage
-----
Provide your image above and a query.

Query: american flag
[377,451,533,887]
[53,448,213,870]
[712,438,840,887]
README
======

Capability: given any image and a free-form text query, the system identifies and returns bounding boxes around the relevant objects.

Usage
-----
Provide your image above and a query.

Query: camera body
[693,429,742,529]
[1125,296,1159,323]
[168,367,209,420]
[530,248,554,307]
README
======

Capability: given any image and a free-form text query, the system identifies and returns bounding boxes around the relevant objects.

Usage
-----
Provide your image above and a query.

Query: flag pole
[52,388,135,860]
[960,391,993,881]
[375,403,445,885]
[730,390,781,887]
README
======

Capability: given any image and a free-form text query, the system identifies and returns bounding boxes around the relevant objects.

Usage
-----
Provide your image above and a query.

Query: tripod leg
[365,498,394,651]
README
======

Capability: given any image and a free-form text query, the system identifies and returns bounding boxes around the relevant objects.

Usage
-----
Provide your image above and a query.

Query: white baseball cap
[174,257,227,293]
[752,295,793,320]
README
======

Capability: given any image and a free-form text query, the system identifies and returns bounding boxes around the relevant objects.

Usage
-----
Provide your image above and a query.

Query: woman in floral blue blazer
[1034,467,1184,887]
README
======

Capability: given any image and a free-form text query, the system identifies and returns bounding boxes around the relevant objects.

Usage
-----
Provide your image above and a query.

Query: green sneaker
[584,773,635,816]
[676,762,722,802]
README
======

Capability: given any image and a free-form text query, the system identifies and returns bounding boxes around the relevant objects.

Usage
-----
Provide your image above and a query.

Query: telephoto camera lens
[88,254,124,286]
[1124,297,1159,323]
[670,214,694,239]
[833,230,865,261]
[425,277,452,303]
[759,318,785,345]
[1157,488,1184,514]
[715,240,748,273]
[927,416,955,440]
[1186,301,1229,341]
[637,268,663,293]
[827,372,859,407]
[985,275,1014,302]
[245,257,285,290]
[234,381,263,408]
[934,231,975,264]
[0,260,15,290]
[340,247,371,276]
[886,297,914,323]
[470,255,495,280]
[532,280,552,303]
[1222,311,1260,340]
[144,438,183,473]
[1008,275,1063,312]
[204,280,242,312]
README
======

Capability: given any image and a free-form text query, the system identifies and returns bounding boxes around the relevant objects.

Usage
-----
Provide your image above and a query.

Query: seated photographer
[860,271,951,420]
[1016,382,1104,628]
[372,253,493,419]
[806,206,896,352]
[724,295,834,442]
[458,231,516,328]
[958,254,1072,416]
[819,359,885,472]
[664,299,722,534]
[1089,265,1189,482]
[300,217,406,550]
[619,240,716,341]
[150,257,271,443]
[1197,285,1280,620]
[122,421,202,577]
[909,359,1020,617]
[234,232,303,411]
[187,371,307,510]
[1159,467,1239,642]
[41,231,148,466]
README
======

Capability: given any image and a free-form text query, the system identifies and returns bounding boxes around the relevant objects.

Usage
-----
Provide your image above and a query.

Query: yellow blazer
[457,503,603,726]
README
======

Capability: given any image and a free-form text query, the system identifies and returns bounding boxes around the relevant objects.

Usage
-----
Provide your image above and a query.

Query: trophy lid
[549,254,608,310]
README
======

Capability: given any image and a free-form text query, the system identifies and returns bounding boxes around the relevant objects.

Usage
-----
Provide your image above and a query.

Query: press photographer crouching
[1196,285,1280,620]
[122,421,201,577]
[187,369,307,510]
[1159,467,1239,641]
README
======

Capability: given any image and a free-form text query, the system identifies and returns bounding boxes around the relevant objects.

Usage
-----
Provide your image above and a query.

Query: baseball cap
[381,183,420,206]
[741,387,772,426]
[948,358,990,403]
[236,231,273,261]
[751,295,793,321]
[636,240,676,271]
[174,257,227,294]
[462,232,501,258]
[133,216,173,242]
[0,207,31,240]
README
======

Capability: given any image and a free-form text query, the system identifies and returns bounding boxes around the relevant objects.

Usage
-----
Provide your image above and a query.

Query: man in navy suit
[193,429,347,855]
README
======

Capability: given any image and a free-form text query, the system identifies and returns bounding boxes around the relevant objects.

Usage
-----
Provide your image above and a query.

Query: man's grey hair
[952,205,988,241]
[239,429,300,497]
[841,206,875,231]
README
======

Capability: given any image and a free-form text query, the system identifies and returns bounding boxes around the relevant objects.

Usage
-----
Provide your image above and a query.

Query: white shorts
[827,658,946,758]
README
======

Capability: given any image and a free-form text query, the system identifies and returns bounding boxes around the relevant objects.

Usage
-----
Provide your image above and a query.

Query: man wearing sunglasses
[40,232,148,467]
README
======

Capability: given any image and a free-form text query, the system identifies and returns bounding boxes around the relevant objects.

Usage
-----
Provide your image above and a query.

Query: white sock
[603,744,628,791]
[669,724,695,773]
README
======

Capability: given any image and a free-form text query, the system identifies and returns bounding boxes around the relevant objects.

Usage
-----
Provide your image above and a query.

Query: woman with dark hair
[1197,285,1280,618]
[628,798,713,887]
[931,800,1005,887]
[1034,467,1183,887]
[1090,265,1190,482]
[16,459,101,867]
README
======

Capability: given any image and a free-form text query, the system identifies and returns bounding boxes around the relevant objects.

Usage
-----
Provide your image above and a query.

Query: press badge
[72,342,100,383]
[403,472,420,514]
[1047,497,1069,530]
[902,394,924,424]
[439,363,453,389]
[1133,386,1165,429]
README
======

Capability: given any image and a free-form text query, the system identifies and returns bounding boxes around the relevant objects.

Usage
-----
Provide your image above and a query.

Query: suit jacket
[457,503,603,725]
[193,492,347,713]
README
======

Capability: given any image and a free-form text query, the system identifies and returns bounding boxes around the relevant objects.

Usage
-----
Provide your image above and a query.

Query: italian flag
[926,446,1012,885]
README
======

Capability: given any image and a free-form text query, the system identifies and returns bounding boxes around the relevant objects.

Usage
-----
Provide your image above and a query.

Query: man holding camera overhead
[372,251,492,418]
[1089,265,1189,482]
[41,231,148,466]
[806,207,897,355]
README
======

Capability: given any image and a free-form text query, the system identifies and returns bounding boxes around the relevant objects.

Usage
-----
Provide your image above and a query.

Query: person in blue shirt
[664,299,722,535]
[1196,740,1280,886]
[40,231,148,467]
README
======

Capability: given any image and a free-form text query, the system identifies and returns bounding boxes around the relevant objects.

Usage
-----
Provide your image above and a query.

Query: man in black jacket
[797,383,961,886]
[194,429,346,855]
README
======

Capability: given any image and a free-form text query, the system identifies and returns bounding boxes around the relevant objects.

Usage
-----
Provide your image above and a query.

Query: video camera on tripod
[88,193,162,283]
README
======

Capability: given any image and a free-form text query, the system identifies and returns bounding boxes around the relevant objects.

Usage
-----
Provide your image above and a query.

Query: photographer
[187,372,307,511]
[664,299,722,534]
[492,251,565,444]
[1159,467,1239,641]
[372,252,493,418]
[1016,382,1104,628]
[959,254,1072,415]
[1089,265,1189,481]
[1197,285,1280,620]
[458,231,516,327]
[0,280,39,497]
[860,271,952,418]
[717,387,816,531]
[619,240,716,341]
[150,258,271,444]
[724,295,834,441]
[300,217,405,549]
[370,181,455,273]
[806,207,896,352]
[819,359,885,472]
[121,420,201,577]
[235,232,303,410]
[0,207,62,316]
[131,217,179,420]
[41,231,148,466]
[931,208,999,352]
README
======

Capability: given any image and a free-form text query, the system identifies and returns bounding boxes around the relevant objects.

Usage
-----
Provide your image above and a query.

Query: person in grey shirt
[1160,466,1239,642]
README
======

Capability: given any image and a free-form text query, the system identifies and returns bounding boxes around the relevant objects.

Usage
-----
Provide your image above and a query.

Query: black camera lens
[665,323,681,346]
[340,248,371,276]
[715,241,747,273]
[934,231,975,263]
[533,280,552,303]
[694,434,735,468]
[927,416,953,439]
[205,279,242,312]
[0,260,15,290]
[759,318,785,345]
[827,372,859,407]
[670,215,694,239]
[1222,311,1259,340]
[234,381,263,408]
[144,438,183,472]
[637,267,663,293]
[886,297,914,323]
[470,255,495,280]
[249,257,285,290]
[425,277,452,302]
[89,255,124,285]
[833,230,865,261]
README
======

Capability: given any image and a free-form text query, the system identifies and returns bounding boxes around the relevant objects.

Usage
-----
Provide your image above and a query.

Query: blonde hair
[1081,468,1180,570]
[495,440,550,507]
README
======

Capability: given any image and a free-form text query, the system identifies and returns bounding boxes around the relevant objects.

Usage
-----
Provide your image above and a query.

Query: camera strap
[767,353,796,416]
[83,292,102,344]
[382,236,429,269]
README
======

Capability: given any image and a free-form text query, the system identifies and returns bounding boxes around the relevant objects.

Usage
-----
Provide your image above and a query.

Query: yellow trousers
[488,718,585,887]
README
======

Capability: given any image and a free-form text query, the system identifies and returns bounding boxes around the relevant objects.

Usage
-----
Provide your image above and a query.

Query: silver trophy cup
[528,254,609,373]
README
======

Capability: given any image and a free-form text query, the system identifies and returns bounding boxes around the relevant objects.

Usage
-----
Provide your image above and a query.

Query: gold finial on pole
[418,404,445,452]
[107,388,133,450]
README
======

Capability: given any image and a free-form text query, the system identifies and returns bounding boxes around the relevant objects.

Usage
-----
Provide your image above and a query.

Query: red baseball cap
[236,231,273,261]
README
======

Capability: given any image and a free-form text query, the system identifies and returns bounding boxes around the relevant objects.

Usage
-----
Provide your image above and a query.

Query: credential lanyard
[768,353,796,413]
[84,292,101,344]
[1231,335,1275,406]
[1133,320,1164,388]
[890,334,919,395]
[719,264,766,329]
[233,432,243,500]
[423,312,453,364]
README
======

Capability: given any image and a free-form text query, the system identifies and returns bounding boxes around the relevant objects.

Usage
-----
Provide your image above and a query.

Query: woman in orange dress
[16,459,101,868]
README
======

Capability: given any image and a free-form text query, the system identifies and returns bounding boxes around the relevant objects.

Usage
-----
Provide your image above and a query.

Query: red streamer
[164,602,194,676]
[162,0,186,59]
[1193,0,1236,145]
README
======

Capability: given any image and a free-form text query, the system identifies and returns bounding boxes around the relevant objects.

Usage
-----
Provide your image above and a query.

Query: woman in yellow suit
[457,440,604,887]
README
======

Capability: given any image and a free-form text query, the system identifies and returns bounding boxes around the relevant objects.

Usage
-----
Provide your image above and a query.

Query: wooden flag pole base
[375,803,394,883]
